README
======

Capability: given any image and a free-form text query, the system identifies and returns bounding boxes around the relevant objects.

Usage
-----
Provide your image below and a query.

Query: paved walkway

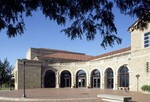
[0,88,150,102]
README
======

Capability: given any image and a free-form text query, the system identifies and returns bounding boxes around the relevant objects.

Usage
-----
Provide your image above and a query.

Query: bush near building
[141,85,150,92]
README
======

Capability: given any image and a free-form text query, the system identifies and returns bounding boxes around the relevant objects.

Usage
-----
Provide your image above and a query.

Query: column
[88,74,91,88]
[101,71,104,89]
[86,73,89,88]
[73,73,76,88]
[113,70,117,90]
[71,74,74,88]
[56,72,59,88]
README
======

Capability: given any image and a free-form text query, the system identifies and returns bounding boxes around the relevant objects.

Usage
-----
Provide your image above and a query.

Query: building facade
[13,23,150,92]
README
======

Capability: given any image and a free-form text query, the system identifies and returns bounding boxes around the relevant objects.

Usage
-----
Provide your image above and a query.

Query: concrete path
[0,88,150,102]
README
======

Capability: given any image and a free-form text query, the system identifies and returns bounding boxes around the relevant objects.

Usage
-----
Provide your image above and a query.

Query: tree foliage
[115,0,150,31]
[0,0,149,48]
[0,58,13,85]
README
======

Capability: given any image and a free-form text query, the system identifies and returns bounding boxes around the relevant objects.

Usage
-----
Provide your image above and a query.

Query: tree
[0,58,13,87]
[0,0,149,48]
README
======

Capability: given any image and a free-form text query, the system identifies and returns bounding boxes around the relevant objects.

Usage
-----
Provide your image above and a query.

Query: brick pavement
[0,88,150,102]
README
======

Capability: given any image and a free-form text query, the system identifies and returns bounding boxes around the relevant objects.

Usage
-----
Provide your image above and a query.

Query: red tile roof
[39,52,94,61]
[32,48,85,55]
[38,47,131,61]
[90,47,131,60]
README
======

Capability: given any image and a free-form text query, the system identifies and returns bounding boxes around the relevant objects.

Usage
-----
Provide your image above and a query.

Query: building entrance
[63,78,70,87]
[44,70,56,88]
[76,70,86,88]
[78,78,86,87]
[60,70,71,88]
[118,66,129,88]
[93,78,100,88]
[91,69,100,88]
[105,68,114,89]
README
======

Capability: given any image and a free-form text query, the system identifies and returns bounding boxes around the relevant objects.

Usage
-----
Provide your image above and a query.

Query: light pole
[136,74,140,92]
[22,59,26,98]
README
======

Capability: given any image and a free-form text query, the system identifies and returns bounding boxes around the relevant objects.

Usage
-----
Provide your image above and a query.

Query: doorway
[60,70,71,88]
[78,78,86,87]
[76,70,86,88]
[105,68,114,89]
[44,70,56,88]
[93,77,100,88]
[91,69,100,88]
[63,78,70,87]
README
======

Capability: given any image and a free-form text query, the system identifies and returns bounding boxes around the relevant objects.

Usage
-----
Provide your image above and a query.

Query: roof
[90,47,131,60]
[38,52,94,61]
[31,48,85,55]
[37,47,131,61]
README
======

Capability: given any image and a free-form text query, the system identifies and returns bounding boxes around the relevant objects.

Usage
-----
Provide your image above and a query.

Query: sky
[0,7,136,66]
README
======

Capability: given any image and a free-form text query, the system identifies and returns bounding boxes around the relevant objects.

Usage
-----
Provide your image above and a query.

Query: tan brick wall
[131,23,150,51]
[130,49,150,91]
[130,23,150,91]
[17,60,42,89]
[26,48,31,60]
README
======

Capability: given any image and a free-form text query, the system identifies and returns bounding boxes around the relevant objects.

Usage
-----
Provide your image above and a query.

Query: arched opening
[44,70,56,88]
[60,70,71,88]
[91,69,100,88]
[105,68,113,89]
[118,66,129,88]
[76,70,86,88]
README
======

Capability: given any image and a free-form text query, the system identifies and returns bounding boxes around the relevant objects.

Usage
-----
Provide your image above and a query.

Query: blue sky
[0,7,136,66]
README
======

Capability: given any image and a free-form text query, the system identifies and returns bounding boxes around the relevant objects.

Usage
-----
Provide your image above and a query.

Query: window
[118,66,129,87]
[144,32,150,48]
[105,68,113,89]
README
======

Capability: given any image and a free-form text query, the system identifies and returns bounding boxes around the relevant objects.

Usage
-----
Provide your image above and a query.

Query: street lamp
[136,74,140,92]
[22,59,27,98]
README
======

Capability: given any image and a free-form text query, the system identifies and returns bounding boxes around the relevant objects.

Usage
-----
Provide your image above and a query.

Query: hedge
[141,85,150,92]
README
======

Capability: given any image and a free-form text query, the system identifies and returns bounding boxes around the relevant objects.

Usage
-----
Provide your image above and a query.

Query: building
[13,22,150,92]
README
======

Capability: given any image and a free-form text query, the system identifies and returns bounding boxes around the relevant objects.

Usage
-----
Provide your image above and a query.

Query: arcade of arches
[43,66,129,89]
[13,23,150,91]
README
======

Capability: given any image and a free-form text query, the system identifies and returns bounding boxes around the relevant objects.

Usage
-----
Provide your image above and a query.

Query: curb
[0,97,97,101]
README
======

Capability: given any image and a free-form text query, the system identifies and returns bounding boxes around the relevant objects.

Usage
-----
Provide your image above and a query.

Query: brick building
[13,22,150,92]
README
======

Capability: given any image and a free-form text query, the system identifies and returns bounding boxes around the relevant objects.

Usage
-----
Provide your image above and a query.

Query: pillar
[56,72,59,88]
[113,71,117,90]
[71,74,74,88]
[86,74,88,88]
[101,71,104,89]
[88,74,91,88]
[73,73,77,88]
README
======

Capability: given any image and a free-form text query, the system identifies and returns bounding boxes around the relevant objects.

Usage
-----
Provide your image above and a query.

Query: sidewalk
[0,88,150,102]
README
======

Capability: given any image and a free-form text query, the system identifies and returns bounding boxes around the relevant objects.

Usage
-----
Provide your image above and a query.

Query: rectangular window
[144,32,150,48]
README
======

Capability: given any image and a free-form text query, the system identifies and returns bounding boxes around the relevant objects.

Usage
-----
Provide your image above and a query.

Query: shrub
[141,85,150,92]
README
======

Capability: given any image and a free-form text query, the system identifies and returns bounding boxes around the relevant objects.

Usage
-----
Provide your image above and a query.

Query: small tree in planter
[141,85,150,94]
